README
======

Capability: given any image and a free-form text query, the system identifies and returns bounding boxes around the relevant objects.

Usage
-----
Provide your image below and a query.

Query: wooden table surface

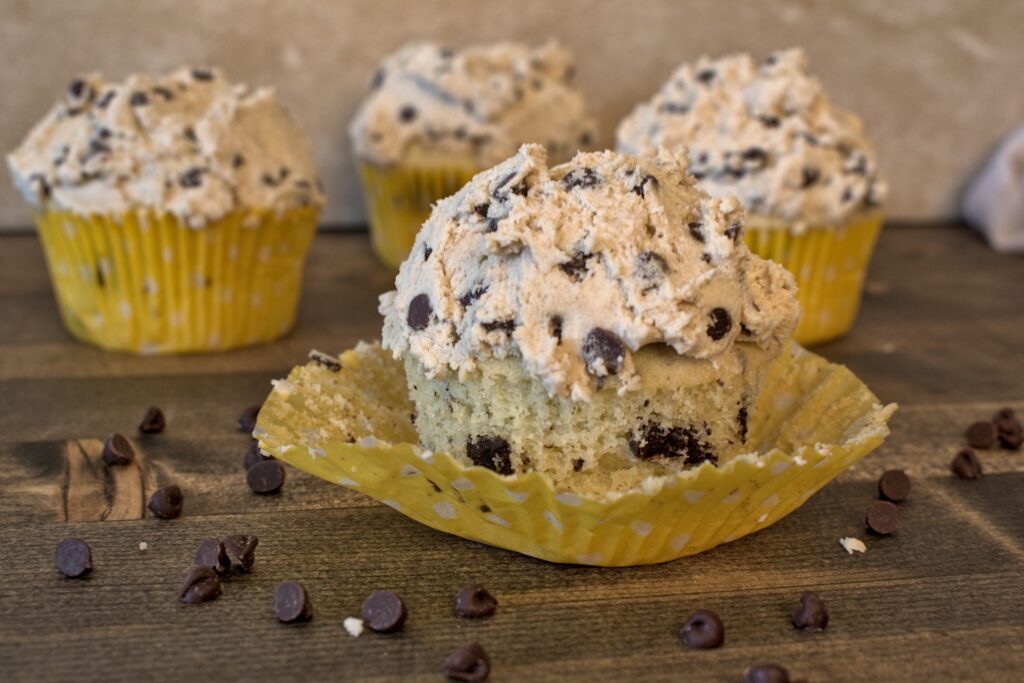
[1,224,1022,682]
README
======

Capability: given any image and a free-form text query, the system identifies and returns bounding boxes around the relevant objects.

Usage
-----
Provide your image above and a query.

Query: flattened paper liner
[35,207,318,353]
[745,212,883,347]
[256,342,895,566]
[358,162,479,269]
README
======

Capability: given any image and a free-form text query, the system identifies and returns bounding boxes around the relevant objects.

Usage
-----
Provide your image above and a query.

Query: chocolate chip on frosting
[562,167,600,190]
[129,91,149,107]
[407,293,433,331]
[707,308,733,340]
[582,328,625,376]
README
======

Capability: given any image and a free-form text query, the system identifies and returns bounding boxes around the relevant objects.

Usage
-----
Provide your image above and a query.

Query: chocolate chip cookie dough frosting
[7,68,323,228]
[379,144,799,401]
[349,42,595,167]
[616,48,885,227]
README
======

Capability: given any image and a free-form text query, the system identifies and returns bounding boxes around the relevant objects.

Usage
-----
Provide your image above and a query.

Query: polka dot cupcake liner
[745,211,884,346]
[35,207,318,353]
[358,162,480,269]
[255,342,895,566]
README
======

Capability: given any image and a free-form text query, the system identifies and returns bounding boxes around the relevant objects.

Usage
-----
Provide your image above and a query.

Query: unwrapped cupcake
[617,48,887,345]
[254,145,895,565]
[349,41,595,268]
[7,68,323,353]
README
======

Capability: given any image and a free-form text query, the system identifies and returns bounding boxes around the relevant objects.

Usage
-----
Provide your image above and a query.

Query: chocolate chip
[455,584,498,618]
[632,174,658,197]
[361,590,407,633]
[966,421,997,449]
[738,407,749,442]
[707,308,733,340]
[97,90,116,108]
[243,442,272,470]
[152,86,174,101]
[147,484,183,519]
[696,68,716,84]
[562,167,600,191]
[179,566,221,604]
[878,469,911,503]
[759,115,781,128]
[492,171,517,196]
[951,448,983,480]
[473,203,490,219]
[371,69,386,89]
[558,251,594,281]
[792,591,829,631]
[680,610,724,649]
[135,405,166,434]
[407,293,433,331]
[191,69,214,81]
[68,78,91,100]
[635,251,668,286]
[247,459,285,494]
[484,218,500,233]
[231,153,245,168]
[629,422,717,466]
[865,500,900,535]
[194,538,230,573]
[183,126,198,143]
[993,409,1022,450]
[102,433,135,466]
[238,404,261,433]
[466,436,513,475]
[800,167,820,188]
[441,642,490,682]
[398,105,418,123]
[223,533,259,571]
[458,286,487,308]
[424,245,433,260]
[273,581,313,623]
[688,222,705,242]
[582,328,625,376]
[745,663,790,683]
[549,315,563,343]
[54,538,92,578]
[660,101,690,114]
[179,167,204,189]
[129,91,149,107]
[481,319,516,334]
[572,458,585,472]
[308,349,341,372]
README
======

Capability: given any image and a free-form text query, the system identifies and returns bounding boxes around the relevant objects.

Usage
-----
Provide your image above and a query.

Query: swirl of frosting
[380,144,799,400]
[617,48,886,226]
[7,68,323,227]
[349,41,595,167]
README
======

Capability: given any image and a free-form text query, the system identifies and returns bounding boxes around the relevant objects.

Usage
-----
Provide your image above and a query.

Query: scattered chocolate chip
[138,406,166,434]
[179,167,204,189]
[68,78,91,100]
[696,68,717,84]
[841,187,855,203]
[238,404,261,433]
[191,69,214,81]
[55,538,92,578]
[572,458,585,472]
[800,167,820,188]
[458,286,488,308]
[473,203,490,219]
[371,69,386,89]
[558,251,595,281]
[630,422,717,466]
[485,218,499,233]
[466,436,513,475]
[454,585,497,619]
[993,409,1022,450]
[129,91,149,107]
[966,421,997,449]
[96,90,116,108]
[183,126,198,143]
[231,153,245,168]
[636,251,668,286]
[147,484,183,519]
[442,642,490,682]
[424,245,433,261]
[738,407,749,442]
[680,610,724,649]
[243,442,272,470]
[759,115,781,128]
[878,469,911,503]
[687,222,705,242]
[247,459,285,494]
[582,328,625,377]
[481,319,516,334]
[223,533,259,571]
[179,566,221,604]
[194,538,230,573]
[660,101,690,114]
[361,590,407,633]
[707,308,733,340]
[102,433,135,466]
[398,105,418,123]
[273,581,313,623]
[745,663,790,683]
[632,174,658,197]
[308,349,341,372]
[562,167,600,191]
[407,293,433,331]
[792,591,829,631]
[951,448,982,479]
[549,315,563,343]
[865,500,900,535]
[152,86,174,101]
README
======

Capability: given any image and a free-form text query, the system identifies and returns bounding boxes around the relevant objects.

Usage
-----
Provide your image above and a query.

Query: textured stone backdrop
[1,0,1021,228]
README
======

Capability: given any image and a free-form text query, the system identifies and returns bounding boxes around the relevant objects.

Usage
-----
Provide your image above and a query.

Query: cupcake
[254,145,895,566]
[7,68,323,353]
[617,49,887,345]
[349,41,595,269]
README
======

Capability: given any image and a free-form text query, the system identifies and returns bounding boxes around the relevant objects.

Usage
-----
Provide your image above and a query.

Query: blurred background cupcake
[6,67,324,353]
[349,41,596,269]
[617,48,887,345]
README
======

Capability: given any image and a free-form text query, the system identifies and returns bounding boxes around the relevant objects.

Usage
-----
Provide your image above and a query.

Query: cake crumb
[343,616,364,637]
[138,541,148,551]
[839,537,866,554]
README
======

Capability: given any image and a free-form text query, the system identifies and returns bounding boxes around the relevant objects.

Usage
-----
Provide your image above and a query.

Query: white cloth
[962,124,1024,252]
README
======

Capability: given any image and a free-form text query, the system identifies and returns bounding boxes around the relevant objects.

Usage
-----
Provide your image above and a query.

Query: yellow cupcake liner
[358,162,480,269]
[35,207,319,354]
[255,342,895,566]
[744,212,883,346]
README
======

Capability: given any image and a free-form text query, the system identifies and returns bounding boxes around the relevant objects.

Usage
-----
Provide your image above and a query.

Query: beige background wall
[1,0,1021,228]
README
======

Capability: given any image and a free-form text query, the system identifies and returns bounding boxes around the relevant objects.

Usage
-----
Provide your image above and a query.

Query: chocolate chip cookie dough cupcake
[349,41,595,269]
[617,49,887,345]
[7,68,323,353]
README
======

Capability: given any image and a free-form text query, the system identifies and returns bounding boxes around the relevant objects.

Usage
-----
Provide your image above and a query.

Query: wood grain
[1,225,1023,682]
